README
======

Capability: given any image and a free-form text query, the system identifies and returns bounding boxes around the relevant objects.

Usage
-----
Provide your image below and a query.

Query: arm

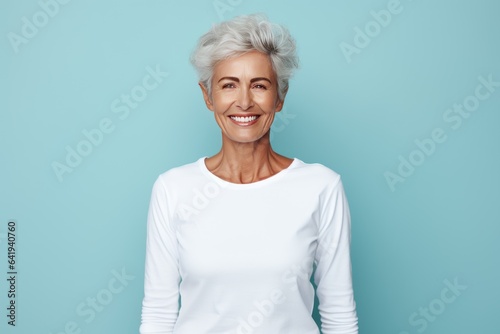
[140,176,181,334]
[314,176,358,334]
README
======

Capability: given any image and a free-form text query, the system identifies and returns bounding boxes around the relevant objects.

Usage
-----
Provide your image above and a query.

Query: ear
[199,82,214,111]
[275,87,288,112]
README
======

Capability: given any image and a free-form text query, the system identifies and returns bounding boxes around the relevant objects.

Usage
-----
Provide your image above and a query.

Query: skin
[199,50,294,184]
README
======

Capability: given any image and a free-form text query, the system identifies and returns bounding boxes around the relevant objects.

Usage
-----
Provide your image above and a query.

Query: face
[200,50,285,144]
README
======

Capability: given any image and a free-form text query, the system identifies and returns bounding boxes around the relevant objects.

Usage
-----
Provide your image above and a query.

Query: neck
[205,132,292,184]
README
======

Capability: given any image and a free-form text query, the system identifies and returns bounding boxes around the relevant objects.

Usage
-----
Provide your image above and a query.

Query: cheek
[257,94,280,110]
[212,94,234,110]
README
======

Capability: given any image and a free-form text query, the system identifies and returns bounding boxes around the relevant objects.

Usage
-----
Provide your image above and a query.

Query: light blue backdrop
[1,0,499,333]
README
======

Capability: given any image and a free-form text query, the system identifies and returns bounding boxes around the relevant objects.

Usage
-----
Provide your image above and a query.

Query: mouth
[228,115,260,126]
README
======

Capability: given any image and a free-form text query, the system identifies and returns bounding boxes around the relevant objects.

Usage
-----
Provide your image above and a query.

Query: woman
[140,14,358,334]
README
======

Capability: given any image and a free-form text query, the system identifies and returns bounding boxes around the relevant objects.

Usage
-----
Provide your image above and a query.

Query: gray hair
[190,13,299,101]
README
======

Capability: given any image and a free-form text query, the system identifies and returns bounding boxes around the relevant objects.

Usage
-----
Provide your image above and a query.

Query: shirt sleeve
[140,175,181,334]
[314,175,358,334]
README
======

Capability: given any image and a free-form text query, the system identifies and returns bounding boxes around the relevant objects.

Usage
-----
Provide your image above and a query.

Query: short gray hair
[190,13,299,101]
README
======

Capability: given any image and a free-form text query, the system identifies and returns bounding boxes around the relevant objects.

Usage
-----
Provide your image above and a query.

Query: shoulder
[152,157,204,192]
[159,158,200,180]
[292,158,342,187]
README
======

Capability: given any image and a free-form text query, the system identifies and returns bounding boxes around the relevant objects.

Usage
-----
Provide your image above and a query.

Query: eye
[222,83,236,89]
[253,84,267,90]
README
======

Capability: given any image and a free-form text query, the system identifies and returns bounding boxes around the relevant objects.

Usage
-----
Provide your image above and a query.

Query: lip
[228,114,260,117]
[228,115,260,126]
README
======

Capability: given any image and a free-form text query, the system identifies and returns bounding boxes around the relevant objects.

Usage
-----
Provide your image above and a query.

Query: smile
[229,115,260,126]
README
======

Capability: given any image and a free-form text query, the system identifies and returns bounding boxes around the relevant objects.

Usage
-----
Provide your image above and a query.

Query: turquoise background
[1,0,499,333]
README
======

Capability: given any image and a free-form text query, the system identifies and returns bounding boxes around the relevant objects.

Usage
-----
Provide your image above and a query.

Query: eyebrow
[217,76,272,84]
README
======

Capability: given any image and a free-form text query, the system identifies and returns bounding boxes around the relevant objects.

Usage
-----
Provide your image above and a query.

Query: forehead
[213,51,275,80]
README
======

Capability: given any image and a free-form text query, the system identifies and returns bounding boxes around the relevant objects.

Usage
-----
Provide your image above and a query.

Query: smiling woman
[200,50,285,155]
[139,13,358,334]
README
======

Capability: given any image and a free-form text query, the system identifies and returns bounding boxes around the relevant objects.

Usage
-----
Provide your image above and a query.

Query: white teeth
[230,115,258,122]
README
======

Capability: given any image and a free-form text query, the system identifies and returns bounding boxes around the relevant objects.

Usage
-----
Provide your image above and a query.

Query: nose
[236,87,254,110]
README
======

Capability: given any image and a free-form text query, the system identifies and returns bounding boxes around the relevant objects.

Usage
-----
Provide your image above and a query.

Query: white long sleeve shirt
[140,156,358,334]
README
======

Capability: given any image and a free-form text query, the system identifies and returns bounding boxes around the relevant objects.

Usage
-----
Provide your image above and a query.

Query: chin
[227,133,264,144]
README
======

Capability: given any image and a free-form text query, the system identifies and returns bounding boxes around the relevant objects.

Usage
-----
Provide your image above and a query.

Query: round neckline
[198,156,300,189]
